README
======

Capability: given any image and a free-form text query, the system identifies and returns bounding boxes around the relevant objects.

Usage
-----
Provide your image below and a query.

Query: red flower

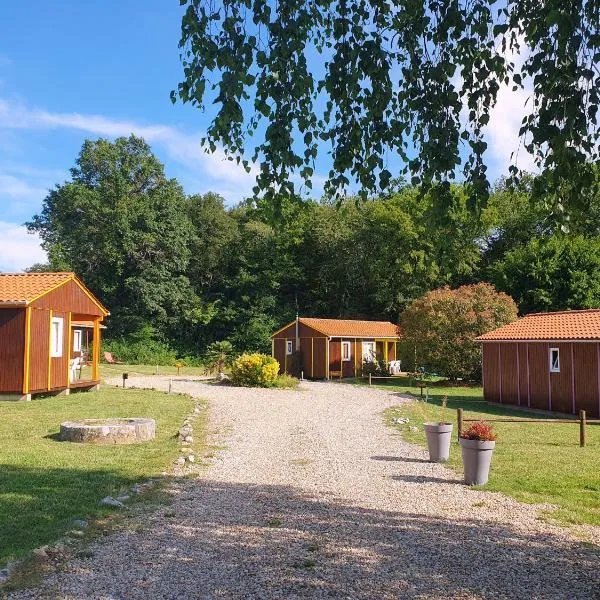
[460,421,497,441]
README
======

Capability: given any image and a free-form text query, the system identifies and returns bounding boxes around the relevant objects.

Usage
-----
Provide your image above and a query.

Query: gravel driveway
[11,379,600,599]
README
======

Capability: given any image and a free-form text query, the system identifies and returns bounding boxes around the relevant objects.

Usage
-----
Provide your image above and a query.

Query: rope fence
[457,408,600,448]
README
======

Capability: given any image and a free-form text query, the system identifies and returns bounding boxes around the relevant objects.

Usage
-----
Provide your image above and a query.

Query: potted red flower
[423,397,453,462]
[459,421,497,485]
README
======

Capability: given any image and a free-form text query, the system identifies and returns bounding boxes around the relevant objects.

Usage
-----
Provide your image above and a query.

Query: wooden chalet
[0,272,109,400]
[271,317,401,379]
[478,309,600,417]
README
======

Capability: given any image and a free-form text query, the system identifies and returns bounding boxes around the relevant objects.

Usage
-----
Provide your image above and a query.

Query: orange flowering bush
[399,283,518,381]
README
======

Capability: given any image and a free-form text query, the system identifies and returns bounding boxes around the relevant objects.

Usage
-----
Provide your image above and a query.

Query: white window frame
[362,341,375,361]
[50,317,64,358]
[286,340,293,355]
[549,347,560,373]
[73,329,82,352]
[342,341,351,361]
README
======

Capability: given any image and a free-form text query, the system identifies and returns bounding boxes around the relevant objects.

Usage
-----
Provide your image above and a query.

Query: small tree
[205,341,235,374]
[400,283,518,381]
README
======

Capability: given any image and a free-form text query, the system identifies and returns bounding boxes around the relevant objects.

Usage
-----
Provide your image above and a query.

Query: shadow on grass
[25,477,600,598]
[0,464,149,565]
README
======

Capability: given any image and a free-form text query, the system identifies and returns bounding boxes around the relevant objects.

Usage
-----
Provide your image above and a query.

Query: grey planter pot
[423,422,453,462]
[460,438,496,485]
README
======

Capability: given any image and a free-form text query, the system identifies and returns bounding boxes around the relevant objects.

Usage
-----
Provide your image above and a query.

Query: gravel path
[10,378,600,599]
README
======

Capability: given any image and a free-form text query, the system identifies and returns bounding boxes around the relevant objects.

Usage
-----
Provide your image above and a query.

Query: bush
[103,337,178,365]
[102,326,203,366]
[399,283,518,381]
[272,374,300,389]
[230,353,280,387]
[362,358,389,377]
[460,421,497,441]
[204,341,236,374]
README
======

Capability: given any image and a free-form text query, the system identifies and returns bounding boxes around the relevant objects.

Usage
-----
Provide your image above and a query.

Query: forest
[27,135,600,362]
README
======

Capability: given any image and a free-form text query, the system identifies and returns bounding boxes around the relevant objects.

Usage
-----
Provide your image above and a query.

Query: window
[549,348,560,373]
[73,329,82,352]
[362,341,375,361]
[342,341,351,361]
[50,317,64,358]
[286,340,293,355]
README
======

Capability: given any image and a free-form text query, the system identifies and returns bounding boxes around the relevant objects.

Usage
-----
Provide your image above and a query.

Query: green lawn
[0,386,200,566]
[347,376,600,527]
[99,363,208,379]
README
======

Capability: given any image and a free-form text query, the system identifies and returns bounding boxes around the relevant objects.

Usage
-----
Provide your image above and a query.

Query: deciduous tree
[399,283,518,380]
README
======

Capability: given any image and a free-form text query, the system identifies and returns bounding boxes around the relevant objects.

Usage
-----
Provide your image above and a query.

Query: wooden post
[580,410,586,447]
[369,373,372,386]
[92,318,100,381]
[457,408,464,440]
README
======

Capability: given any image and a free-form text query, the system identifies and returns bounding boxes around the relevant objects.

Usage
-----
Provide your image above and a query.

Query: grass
[0,385,202,566]
[346,376,600,528]
[99,363,208,379]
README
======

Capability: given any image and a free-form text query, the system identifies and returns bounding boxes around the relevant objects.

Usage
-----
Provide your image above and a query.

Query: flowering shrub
[230,353,280,387]
[460,421,497,441]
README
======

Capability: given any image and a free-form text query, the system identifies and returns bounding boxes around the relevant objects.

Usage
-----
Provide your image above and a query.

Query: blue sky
[0,1,532,271]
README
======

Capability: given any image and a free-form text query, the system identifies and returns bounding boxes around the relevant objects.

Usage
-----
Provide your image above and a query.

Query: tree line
[27,135,600,361]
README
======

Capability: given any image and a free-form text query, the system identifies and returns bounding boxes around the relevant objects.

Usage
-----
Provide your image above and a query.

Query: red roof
[0,272,109,315]
[0,272,73,303]
[477,309,600,341]
[274,317,400,338]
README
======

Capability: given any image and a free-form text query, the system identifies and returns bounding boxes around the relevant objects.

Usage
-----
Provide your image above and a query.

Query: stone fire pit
[58,418,156,444]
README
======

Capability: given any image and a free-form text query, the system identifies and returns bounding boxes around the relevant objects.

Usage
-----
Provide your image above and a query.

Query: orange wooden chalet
[271,317,401,379]
[478,309,600,417]
[0,272,109,401]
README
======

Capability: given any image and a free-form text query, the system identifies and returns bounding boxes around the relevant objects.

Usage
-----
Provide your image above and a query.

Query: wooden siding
[518,344,528,406]
[499,343,519,405]
[273,338,287,374]
[549,342,573,413]
[387,341,396,362]
[312,337,326,379]
[482,343,500,402]
[573,343,599,418]
[527,343,550,410]
[273,321,324,339]
[29,308,50,392]
[30,279,105,316]
[329,339,342,374]
[0,308,25,392]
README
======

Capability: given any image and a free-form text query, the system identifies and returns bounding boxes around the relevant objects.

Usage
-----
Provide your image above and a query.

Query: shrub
[204,341,236,374]
[362,358,389,377]
[399,282,518,381]
[460,421,497,441]
[103,337,178,365]
[272,374,300,389]
[230,353,280,387]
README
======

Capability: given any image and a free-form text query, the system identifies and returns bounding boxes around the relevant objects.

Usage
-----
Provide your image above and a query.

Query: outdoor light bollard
[122,373,129,388]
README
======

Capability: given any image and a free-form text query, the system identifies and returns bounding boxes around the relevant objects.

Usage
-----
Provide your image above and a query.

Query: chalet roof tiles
[274,317,400,338]
[477,309,600,341]
[0,272,74,304]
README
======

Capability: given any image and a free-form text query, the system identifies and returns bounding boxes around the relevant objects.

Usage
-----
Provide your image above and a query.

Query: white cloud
[486,83,537,174]
[0,173,47,200]
[0,99,257,197]
[0,222,46,271]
